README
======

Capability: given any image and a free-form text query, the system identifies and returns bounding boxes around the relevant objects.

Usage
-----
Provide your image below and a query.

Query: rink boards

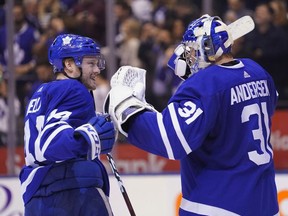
[0,173,287,216]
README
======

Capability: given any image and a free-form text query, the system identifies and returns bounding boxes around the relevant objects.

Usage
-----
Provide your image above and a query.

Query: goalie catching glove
[74,114,116,159]
[104,66,157,137]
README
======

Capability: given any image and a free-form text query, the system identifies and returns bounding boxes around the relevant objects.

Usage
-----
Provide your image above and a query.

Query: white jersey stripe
[261,102,273,156]
[96,188,114,216]
[156,112,175,159]
[180,198,240,216]
[21,166,44,195]
[168,103,192,154]
[35,125,71,162]
[42,125,72,153]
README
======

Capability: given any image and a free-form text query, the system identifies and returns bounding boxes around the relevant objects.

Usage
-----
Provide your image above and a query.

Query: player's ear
[63,58,76,75]
[63,58,73,69]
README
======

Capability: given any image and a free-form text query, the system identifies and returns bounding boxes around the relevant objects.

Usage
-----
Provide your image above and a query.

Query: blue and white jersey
[19,79,96,205]
[128,59,279,215]
[0,23,40,66]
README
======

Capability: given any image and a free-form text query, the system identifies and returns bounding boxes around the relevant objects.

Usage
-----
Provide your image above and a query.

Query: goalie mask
[168,14,233,80]
[49,34,105,73]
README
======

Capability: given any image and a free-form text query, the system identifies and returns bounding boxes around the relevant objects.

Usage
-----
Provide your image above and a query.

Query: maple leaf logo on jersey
[62,36,72,45]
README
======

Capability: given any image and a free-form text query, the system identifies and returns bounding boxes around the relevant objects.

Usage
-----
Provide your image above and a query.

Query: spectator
[223,9,238,24]
[0,2,40,115]
[153,45,182,110]
[152,0,179,28]
[245,2,288,101]
[37,0,62,30]
[270,0,288,100]
[114,0,133,44]
[131,0,153,22]
[68,0,106,45]
[33,15,67,60]
[270,0,288,29]
[60,0,78,11]
[152,27,174,110]
[173,0,200,27]
[27,58,54,99]
[23,0,43,33]
[224,0,253,19]
[170,18,186,44]
[116,18,143,67]
[138,21,159,105]
[138,21,159,70]
[93,73,110,113]
[0,78,20,146]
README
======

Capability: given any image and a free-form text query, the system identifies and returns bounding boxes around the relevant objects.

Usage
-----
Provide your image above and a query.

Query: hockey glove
[104,85,156,137]
[88,114,116,154]
[104,66,157,137]
[110,65,147,102]
[74,124,101,160]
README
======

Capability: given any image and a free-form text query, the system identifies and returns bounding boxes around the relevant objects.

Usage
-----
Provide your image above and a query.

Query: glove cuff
[75,124,101,160]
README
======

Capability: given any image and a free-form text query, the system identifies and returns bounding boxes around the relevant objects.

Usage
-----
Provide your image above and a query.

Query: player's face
[81,56,101,91]
[184,45,198,68]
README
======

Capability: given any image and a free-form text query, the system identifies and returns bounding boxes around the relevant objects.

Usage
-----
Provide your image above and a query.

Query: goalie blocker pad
[104,86,156,137]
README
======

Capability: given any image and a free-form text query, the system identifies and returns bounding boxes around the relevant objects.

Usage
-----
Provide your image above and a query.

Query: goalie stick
[107,153,136,216]
[228,15,255,41]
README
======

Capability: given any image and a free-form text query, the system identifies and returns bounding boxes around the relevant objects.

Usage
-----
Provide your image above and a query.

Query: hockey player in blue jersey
[19,34,115,216]
[105,15,279,215]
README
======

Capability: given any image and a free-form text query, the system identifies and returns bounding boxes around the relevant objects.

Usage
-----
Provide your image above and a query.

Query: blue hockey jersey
[127,59,279,215]
[0,23,39,66]
[19,79,106,205]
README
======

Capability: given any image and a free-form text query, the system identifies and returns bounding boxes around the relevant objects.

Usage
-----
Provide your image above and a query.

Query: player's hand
[89,114,116,154]
[74,123,101,160]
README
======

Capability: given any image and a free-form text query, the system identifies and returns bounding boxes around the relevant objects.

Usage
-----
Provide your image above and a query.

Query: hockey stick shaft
[228,15,255,41]
[106,153,136,216]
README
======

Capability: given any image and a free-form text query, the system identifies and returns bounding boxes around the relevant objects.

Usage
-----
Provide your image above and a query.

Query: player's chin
[90,84,97,91]
[85,81,97,91]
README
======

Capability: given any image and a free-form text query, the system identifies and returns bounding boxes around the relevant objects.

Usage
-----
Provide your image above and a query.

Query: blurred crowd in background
[0,0,287,146]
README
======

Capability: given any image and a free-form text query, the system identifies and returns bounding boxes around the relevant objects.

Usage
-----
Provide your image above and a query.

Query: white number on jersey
[241,102,273,165]
[24,110,72,166]
[178,101,203,125]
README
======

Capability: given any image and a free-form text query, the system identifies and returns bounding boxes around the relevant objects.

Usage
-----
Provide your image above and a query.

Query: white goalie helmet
[168,14,234,80]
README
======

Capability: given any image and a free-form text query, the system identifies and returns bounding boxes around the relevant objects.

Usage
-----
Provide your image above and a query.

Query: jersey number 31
[242,102,273,166]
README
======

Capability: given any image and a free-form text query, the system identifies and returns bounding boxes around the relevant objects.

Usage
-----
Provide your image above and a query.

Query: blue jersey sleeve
[127,82,220,160]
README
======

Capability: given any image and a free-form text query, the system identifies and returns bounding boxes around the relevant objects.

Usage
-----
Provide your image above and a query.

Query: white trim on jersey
[34,120,68,161]
[96,188,114,216]
[156,112,175,159]
[180,198,240,216]
[21,166,44,196]
[262,103,274,157]
[168,103,192,154]
[42,125,72,153]
[35,124,72,162]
